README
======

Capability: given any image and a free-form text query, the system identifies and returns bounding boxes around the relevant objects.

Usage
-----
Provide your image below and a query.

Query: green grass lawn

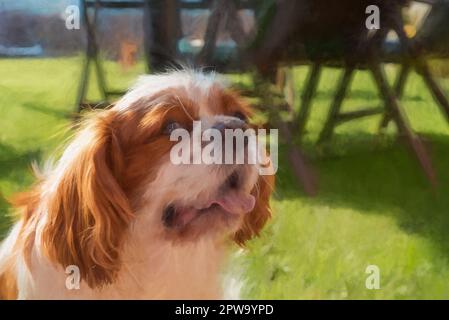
[1,57,449,299]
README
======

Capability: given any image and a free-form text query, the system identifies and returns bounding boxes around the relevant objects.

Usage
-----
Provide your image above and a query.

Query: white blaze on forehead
[114,69,228,112]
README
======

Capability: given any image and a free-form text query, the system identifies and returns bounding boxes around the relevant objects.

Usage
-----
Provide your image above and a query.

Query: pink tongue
[178,192,256,226]
[215,191,256,215]
[179,208,198,226]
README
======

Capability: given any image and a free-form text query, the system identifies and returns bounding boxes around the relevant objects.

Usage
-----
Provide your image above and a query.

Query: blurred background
[2,0,449,299]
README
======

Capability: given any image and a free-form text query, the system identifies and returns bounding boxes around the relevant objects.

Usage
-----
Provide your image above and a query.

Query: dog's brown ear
[233,173,275,245]
[42,111,134,288]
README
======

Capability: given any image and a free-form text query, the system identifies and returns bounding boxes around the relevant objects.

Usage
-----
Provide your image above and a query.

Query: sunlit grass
[1,57,449,298]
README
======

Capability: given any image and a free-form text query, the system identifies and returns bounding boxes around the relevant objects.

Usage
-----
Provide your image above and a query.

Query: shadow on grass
[277,132,449,256]
[0,143,41,239]
[313,88,424,102]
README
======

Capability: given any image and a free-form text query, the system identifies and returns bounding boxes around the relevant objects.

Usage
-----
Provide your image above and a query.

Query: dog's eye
[232,111,247,122]
[163,121,182,135]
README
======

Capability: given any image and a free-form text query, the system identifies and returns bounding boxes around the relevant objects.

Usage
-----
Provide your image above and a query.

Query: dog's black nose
[210,117,248,152]
[162,205,176,228]
[211,118,246,133]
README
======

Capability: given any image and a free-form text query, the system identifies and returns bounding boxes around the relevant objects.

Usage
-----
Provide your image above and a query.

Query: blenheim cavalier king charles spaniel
[0,70,274,299]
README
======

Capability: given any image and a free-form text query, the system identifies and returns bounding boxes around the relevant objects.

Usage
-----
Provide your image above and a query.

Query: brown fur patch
[0,265,18,300]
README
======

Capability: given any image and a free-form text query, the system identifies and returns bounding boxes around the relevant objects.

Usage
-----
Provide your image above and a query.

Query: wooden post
[370,62,437,187]
[317,66,354,144]
[379,63,410,130]
[76,0,108,111]
[416,60,449,124]
[144,0,181,72]
[295,62,322,137]
[196,0,227,65]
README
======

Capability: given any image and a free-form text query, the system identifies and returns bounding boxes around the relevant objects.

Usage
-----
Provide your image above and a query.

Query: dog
[0,70,275,299]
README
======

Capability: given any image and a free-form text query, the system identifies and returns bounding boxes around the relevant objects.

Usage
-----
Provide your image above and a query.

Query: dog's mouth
[161,170,255,230]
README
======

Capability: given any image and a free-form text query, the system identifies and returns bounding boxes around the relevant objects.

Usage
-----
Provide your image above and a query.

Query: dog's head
[39,70,275,288]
